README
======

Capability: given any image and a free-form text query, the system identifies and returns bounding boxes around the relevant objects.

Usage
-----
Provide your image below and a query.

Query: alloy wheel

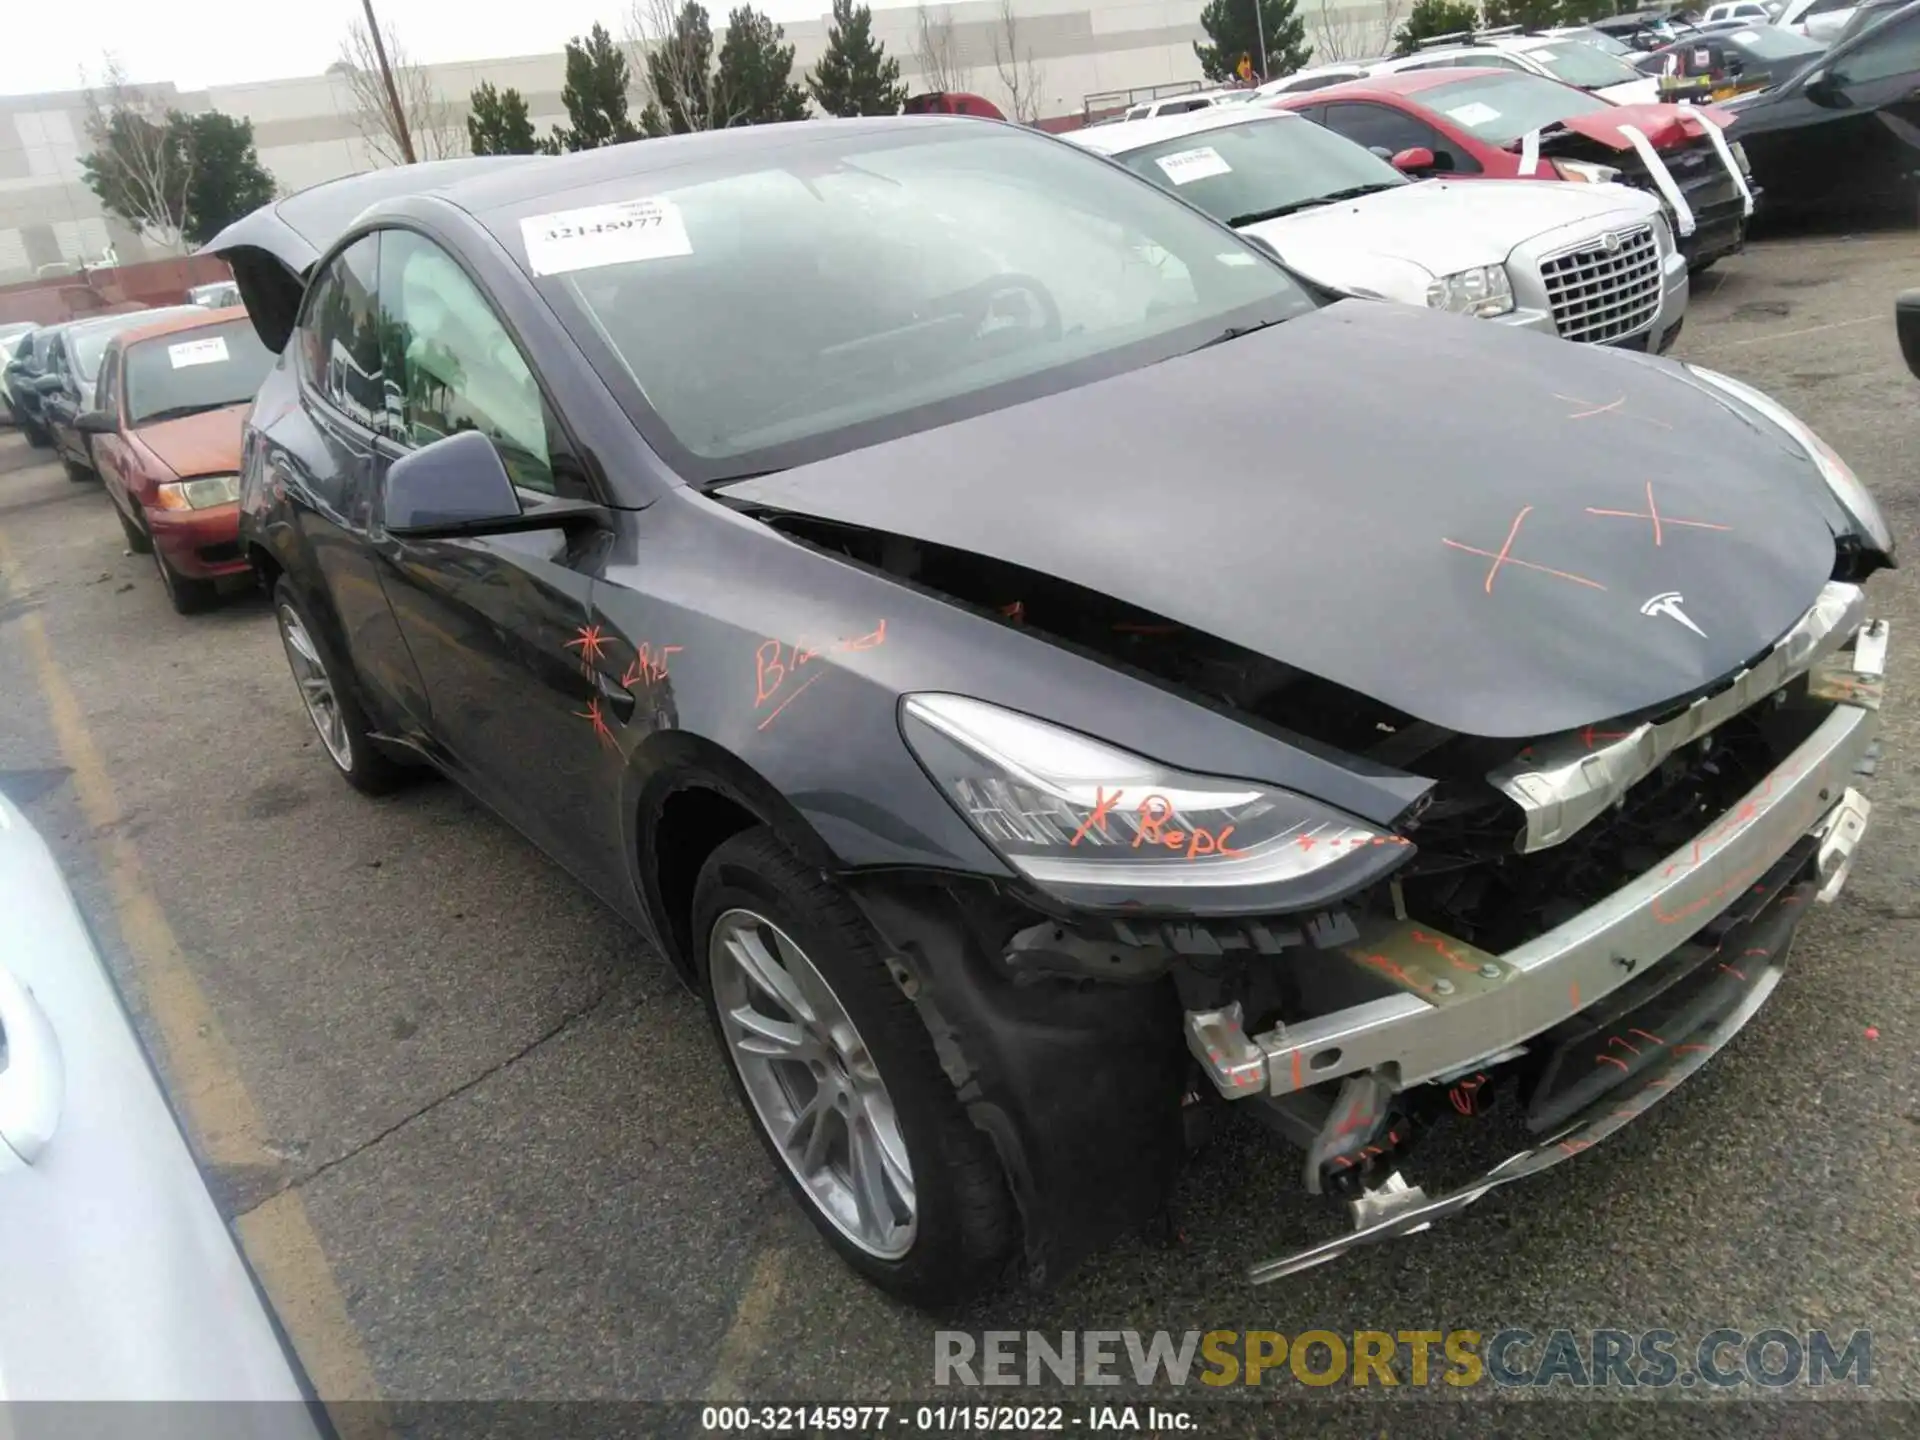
[709,908,917,1259]
[278,603,354,772]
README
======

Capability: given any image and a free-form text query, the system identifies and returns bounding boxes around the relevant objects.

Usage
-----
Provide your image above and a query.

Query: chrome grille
[1539,223,1661,345]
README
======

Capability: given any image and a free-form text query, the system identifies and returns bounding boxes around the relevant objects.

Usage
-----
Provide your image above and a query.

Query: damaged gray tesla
[206,117,1895,1308]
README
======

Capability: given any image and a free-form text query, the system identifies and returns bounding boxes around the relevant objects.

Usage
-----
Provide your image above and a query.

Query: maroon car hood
[1557,102,1735,151]
[134,404,246,479]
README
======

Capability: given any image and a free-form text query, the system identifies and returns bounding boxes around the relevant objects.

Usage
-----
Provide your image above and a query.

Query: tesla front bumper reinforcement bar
[1185,613,1887,1101]
[1245,949,1789,1284]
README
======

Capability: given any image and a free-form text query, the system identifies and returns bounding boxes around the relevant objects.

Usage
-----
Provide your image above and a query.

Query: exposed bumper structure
[1181,605,1889,1282]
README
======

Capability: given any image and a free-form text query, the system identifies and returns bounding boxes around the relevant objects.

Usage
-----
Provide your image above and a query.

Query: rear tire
[22,421,51,449]
[272,578,411,795]
[692,826,1017,1311]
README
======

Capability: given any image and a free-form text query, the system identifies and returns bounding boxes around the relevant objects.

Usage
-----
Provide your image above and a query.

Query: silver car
[1068,106,1690,351]
[0,790,325,1431]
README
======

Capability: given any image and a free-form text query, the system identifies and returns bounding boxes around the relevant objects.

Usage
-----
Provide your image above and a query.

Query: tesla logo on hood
[1641,591,1707,638]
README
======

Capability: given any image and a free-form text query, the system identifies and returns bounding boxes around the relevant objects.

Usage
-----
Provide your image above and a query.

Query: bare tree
[335,16,462,165]
[988,0,1046,122]
[78,57,193,253]
[911,3,969,94]
[1307,0,1406,61]
[627,0,752,133]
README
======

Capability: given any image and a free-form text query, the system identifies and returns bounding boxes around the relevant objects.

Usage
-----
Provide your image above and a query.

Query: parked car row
[117,114,1886,1311]
[2,294,269,614]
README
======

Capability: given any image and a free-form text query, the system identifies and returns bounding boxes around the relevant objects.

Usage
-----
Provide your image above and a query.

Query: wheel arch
[629,732,842,985]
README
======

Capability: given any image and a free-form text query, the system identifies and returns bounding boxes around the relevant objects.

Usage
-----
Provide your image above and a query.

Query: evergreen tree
[177,112,276,245]
[467,81,540,155]
[544,23,641,152]
[807,0,907,117]
[1193,0,1308,83]
[716,7,811,124]
[1395,0,1483,53]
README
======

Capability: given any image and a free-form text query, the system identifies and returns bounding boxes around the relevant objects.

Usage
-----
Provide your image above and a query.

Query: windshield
[124,319,275,427]
[1519,39,1649,85]
[1115,115,1407,225]
[1727,24,1826,55]
[1420,72,1616,144]
[73,307,202,377]
[519,125,1313,480]
[1559,27,1635,54]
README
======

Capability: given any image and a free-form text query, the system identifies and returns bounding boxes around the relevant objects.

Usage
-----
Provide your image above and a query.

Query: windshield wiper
[1228,184,1403,227]
[1185,316,1292,353]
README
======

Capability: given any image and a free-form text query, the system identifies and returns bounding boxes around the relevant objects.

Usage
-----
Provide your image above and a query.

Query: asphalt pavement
[0,230,1915,1435]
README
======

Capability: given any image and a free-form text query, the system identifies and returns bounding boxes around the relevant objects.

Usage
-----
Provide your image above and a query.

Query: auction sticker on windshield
[1156,147,1233,185]
[1446,102,1503,127]
[520,198,693,277]
[168,337,229,368]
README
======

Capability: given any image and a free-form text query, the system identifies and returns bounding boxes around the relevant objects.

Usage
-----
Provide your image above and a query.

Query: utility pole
[360,0,418,165]
[1253,0,1268,80]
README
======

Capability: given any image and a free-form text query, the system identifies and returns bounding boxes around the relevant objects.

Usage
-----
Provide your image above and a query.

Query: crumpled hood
[1556,101,1736,150]
[724,300,1841,741]
[134,404,246,479]
[1245,178,1660,285]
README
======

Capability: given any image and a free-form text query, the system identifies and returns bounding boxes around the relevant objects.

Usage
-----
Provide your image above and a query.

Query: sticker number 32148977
[519,198,694,277]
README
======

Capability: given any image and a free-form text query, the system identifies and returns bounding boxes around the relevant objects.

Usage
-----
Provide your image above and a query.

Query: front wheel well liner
[633,736,841,983]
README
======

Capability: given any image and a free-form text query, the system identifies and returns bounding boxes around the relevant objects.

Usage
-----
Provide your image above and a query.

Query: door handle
[592,668,638,722]
[0,967,64,1165]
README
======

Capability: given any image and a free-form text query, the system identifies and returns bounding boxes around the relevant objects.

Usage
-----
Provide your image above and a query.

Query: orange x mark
[1586,481,1730,548]
[1443,505,1606,596]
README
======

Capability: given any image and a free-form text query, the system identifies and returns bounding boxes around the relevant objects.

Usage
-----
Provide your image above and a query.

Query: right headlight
[1685,366,1895,557]
[1426,265,1514,319]
[901,693,1412,913]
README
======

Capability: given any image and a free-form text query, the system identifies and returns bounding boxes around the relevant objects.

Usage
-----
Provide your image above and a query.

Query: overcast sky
[6,0,844,98]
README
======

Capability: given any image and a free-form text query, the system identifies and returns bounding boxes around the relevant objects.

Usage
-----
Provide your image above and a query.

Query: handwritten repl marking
[1586,481,1730,548]
[1553,393,1672,429]
[621,642,683,690]
[752,621,886,731]
[1443,505,1607,595]
[1129,792,1250,860]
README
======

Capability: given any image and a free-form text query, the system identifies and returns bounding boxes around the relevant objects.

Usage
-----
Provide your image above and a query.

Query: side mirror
[1804,69,1848,105]
[381,428,605,539]
[382,429,523,535]
[1390,146,1437,173]
[77,410,117,435]
[1897,288,1920,382]
[32,373,64,394]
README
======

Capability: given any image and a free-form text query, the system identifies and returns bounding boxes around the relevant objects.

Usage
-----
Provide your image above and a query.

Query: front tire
[153,542,219,614]
[693,827,1017,1310]
[273,578,409,795]
[117,505,153,555]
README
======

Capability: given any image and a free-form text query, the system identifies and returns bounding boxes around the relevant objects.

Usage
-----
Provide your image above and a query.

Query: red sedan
[1272,68,1754,270]
[82,307,275,613]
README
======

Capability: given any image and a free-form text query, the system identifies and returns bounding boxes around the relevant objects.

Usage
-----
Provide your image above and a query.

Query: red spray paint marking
[565,623,610,674]
[1586,480,1730,548]
[1553,392,1672,429]
[753,620,887,729]
[574,697,617,750]
[1443,505,1606,595]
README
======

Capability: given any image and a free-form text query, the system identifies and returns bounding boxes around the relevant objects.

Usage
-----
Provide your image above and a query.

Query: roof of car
[111,305,251,353]
[1063,104,1298,155]
[1281,66,1525,102]
[202,118,988,271]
